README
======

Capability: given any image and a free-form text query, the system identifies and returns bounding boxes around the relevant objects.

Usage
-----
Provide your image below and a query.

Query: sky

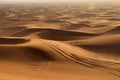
[0,0,118,3]
[0,0,77,2]
[0,0,78,3]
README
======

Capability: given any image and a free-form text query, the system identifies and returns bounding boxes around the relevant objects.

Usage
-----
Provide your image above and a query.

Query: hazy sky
[0,0,78,3]
[1,0,78,2]
[0,0,118,3]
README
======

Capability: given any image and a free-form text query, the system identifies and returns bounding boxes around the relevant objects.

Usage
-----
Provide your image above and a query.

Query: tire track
[47,43,120,77]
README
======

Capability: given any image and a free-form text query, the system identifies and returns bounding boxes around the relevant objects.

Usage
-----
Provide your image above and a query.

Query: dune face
[0,1,120,80]
[0,37,30,44]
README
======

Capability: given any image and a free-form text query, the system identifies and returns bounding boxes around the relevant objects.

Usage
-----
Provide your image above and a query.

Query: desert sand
[0,1,120,80]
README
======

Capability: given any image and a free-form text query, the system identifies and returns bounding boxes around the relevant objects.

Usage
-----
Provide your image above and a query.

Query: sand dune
[0,37,30,44]
[106,26,120,34]
[0,2,120,80]
[38,29,97,41]
[0,46,56,62]
[79,13,98,18]
[107,18,120,21]
[65,23,91,30]
[4,27,97,40]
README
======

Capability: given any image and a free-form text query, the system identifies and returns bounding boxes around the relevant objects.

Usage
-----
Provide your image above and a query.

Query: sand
[0,2,120,80]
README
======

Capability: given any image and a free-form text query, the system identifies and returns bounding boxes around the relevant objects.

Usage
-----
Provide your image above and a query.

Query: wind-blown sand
[0,2,120,80]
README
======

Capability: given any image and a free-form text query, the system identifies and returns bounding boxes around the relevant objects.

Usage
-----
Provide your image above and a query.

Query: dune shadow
[0,37,30,44]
